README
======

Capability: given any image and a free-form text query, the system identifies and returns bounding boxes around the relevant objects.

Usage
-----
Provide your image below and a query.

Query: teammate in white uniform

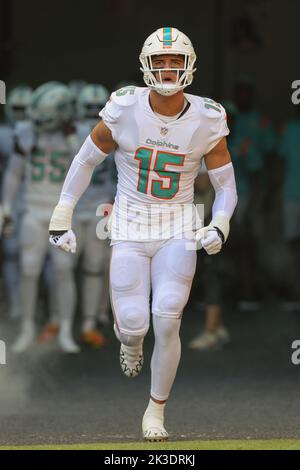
[49,28,238,440]
[75,84,115,346]
[2,81,80,353]
[0,86,32,319]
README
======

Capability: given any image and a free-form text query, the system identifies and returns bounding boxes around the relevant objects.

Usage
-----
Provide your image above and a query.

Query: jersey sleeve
[99,87,138,143]
[203,101,230,155]
[99,95,122,142]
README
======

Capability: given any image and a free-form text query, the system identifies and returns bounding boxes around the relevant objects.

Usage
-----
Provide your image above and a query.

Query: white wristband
[49,204,73,232]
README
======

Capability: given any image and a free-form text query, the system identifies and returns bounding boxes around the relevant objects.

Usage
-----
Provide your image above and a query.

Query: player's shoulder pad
[14,120,35,155]
[199,97,227,120]
[110,86,140,107]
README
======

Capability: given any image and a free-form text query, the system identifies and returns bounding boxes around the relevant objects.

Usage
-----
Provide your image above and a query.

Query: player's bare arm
[204,136,232,170]
[91,120,117,154]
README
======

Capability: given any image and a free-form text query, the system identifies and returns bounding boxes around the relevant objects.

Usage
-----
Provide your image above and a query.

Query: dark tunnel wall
[1,0,299,121]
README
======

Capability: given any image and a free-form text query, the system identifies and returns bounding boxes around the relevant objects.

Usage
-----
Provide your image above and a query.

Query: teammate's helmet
[76,84,109,120]
[139,27,196,96]
[6,85,33,123]
[29,81,73,132]
[68,79,87,98]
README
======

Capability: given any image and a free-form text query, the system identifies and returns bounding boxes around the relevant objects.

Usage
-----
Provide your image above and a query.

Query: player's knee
[115,304,150,337]
[153,283,190,318]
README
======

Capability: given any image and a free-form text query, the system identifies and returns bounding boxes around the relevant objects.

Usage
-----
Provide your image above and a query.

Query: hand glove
[195,227,223,255]
[49,230,76,254]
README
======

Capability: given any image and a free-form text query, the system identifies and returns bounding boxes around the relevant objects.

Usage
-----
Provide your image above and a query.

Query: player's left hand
[195,227,223,255]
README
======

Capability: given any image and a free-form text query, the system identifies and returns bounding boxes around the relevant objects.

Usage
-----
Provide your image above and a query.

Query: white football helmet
[139,27,196,96]
[6,85,33,124]
[76,84,109,121]
[68,80,87,98]
[29,81,73,132]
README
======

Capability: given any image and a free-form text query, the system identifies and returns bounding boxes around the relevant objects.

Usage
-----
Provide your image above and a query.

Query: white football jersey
[74,121,117,220]
[15,122,79,217]
[100,86,229,242]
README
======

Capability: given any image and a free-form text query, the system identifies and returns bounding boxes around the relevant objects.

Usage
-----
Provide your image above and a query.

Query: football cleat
[37,323,59,343]
[120,343,144,378]
[80,329,109,348]
[188,327,230,350]
[142,411,169,442]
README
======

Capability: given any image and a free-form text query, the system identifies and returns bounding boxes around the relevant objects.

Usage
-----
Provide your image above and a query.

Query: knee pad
[111,254,150,335]
[113,297,150,336]
[153,282,190,318]
[152,245,196,318]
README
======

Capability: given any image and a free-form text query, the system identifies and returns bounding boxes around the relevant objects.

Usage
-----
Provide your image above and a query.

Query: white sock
[144,398,166,420]
[59,319,73,337]
[142,398,168,438]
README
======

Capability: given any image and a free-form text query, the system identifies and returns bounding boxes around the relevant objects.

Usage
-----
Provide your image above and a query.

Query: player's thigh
[110,242,151,335]
[19,212,48,276]
[50,244,75,274]
[82,218,109,274]
[151,238,197,318]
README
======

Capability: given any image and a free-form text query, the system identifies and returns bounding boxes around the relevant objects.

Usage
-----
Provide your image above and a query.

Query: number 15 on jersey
[134,147,185,200]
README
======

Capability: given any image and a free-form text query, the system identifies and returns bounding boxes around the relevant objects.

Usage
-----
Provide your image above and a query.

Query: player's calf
[115,326,145,378]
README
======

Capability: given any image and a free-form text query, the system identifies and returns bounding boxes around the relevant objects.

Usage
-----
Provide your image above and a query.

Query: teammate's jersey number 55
[31,150,68,183]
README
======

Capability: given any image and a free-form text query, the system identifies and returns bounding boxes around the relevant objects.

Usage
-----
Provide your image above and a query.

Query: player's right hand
[49,229,77,254]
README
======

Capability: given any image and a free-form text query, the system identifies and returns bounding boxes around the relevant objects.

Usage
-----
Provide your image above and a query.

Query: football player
[49,28,238,440]
[75,84,115,347]
[0,85,32,319]
[2,81,79,353]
